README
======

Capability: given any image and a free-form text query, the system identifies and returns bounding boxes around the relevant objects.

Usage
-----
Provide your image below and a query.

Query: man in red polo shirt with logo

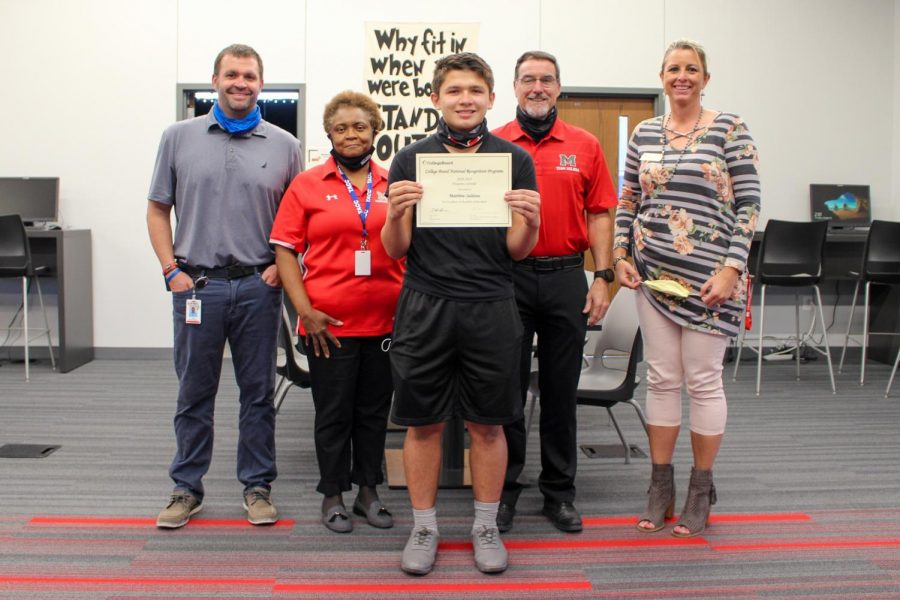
[493,50,617,533]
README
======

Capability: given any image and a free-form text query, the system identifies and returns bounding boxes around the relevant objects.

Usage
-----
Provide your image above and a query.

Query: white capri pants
[635,292,729,436]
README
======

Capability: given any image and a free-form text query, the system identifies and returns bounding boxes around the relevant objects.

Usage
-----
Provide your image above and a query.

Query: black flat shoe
[496,502,515,532]
[352,497,393,529]
[542,501,583,533]
[322,504,353,533]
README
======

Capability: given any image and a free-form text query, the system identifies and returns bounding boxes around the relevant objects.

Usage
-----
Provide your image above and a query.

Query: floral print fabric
[614,112,761,337]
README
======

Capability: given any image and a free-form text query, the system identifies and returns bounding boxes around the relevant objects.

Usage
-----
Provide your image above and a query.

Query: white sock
[412,506,438,534]
[472,499,500,532]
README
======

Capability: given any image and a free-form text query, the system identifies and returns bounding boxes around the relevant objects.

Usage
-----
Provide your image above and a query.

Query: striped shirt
[614,112,761,337]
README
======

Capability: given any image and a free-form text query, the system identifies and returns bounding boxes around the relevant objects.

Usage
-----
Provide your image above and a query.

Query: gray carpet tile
[1,355,899,598]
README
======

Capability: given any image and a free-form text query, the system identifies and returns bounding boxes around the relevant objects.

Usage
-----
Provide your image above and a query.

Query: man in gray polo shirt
[147,43,301,528]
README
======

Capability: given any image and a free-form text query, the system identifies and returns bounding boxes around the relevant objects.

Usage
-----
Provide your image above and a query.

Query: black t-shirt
[388,132,537,301]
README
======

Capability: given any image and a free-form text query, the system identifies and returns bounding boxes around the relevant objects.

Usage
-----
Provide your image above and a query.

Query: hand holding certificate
[416,153,512,227]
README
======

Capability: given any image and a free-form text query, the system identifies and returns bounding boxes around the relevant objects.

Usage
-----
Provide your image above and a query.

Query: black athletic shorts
[389,287,524,426]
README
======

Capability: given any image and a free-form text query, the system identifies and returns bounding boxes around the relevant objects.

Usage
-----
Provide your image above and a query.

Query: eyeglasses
[517,75,558,86]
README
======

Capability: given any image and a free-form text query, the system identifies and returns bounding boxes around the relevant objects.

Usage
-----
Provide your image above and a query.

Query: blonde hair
[660,39,709,76]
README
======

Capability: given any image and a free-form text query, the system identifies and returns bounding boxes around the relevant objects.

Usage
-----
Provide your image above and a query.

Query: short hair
[660,39,709,77]
[213,43,264,80]
[514,50,560,82]
[432,52,495,95]
[322,90,385,134]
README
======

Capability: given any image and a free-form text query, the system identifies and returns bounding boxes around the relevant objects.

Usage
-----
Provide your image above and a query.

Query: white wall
[0,0,897,350]
[895,0,900,220]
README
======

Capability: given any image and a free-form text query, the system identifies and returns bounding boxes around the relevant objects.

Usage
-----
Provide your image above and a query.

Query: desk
[21,229,94,372]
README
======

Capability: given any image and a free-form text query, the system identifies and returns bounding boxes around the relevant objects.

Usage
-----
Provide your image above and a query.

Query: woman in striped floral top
[613,40,760,538]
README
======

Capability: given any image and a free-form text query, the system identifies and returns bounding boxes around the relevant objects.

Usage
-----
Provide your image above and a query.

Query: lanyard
[337,165,373,249]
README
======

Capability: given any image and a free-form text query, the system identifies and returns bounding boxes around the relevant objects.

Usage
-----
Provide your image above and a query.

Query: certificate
[416,153,512,227]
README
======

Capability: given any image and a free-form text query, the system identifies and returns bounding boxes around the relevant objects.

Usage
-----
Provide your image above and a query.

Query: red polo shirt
[493,118,617,256]
[270,157,403,337]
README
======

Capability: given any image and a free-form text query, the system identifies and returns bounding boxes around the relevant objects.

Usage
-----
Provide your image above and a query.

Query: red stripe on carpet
[583,513,811,526]
[274,581,592,593]
[439,537,706,551]
[0,575,273,588]
[26,516,294,528]
[712,538,900,551]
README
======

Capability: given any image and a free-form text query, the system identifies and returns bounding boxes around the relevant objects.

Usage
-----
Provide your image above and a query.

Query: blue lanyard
[337,166,373,248]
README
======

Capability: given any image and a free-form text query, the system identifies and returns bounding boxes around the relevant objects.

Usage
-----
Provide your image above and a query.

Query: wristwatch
[593,269,615,283]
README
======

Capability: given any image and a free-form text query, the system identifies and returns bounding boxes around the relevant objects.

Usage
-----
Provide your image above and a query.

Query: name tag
[641,152,663,163]
[355,250,371,276]
[185,299,202,325]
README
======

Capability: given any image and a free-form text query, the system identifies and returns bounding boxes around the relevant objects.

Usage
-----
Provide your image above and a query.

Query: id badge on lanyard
[338,166,373,277]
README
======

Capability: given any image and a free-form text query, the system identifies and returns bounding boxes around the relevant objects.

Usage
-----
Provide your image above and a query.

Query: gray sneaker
[156,491,202,529]
[400,527,440,575]
[471,525,508,573]
[243,487,278,525]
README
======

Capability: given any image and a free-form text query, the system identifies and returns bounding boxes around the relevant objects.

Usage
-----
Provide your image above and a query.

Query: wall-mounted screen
[0,177,59,224]
[810,184,871,230]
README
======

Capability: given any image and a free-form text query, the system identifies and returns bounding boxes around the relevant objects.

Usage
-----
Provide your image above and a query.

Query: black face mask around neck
[516,105,558,142]
[330,147,375,171]
[435,118,489,149]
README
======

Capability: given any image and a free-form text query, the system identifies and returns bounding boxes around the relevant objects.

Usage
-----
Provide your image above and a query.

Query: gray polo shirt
[148,111,302,268]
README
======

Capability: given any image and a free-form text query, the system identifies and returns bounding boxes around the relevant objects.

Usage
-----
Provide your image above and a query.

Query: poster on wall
[365,22,480,165]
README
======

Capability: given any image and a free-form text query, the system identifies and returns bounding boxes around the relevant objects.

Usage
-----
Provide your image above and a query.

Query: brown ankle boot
[672,467,717,538]
[636,463,675,533]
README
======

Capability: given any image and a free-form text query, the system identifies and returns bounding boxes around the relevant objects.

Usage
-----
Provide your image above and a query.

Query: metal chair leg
[794,292,801,380]
[813,285,836,394]
[839,280,860,374]
[756,285,767,396]
[861,281,870,386]
[605,407,631,464]
[627,398,649,433]
[273,378,293,414]
[22,276,30,382]
[886,347,900,398]
[33,275,56,371]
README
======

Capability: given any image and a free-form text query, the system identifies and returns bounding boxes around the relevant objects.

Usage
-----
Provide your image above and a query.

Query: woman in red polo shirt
[271,91,403,533]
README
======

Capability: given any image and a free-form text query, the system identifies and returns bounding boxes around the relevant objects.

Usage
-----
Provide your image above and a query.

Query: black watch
[593,269,614,283]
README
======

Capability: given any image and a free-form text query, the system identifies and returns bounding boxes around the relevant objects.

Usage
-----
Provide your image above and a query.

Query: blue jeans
[169,274,281,501]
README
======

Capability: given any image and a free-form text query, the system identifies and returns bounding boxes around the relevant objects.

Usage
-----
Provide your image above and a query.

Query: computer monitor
[0,177,59,225]
[809,184,871,230]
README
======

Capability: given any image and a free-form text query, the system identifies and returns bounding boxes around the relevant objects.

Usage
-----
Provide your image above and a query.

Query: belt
[517,254,584,271]
[178,262,272,280]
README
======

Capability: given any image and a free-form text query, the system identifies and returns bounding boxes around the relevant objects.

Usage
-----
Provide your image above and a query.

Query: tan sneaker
[243,487,278,525]
[156,491,202,529]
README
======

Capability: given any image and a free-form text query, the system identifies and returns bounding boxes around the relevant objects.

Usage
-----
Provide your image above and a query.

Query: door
[556,95,657,272]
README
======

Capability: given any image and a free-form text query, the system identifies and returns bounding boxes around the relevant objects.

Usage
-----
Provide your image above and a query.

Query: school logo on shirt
[556,154,580,173]
[376,191,388,203]
[325,194,338,201]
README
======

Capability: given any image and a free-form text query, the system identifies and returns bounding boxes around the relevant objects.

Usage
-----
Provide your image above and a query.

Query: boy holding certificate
[382,52,541,576]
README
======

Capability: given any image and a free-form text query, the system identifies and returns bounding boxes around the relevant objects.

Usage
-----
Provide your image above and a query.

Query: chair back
[277,303,311,389]
[862,220,900,285]
[757,219,828,286]
[578,287,643,405]
[0,214,32,276]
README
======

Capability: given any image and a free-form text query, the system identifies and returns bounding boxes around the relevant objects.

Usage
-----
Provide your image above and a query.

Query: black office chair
[0,214,56,381]
[273,303,311,414]
[733,219,835,396]
[574,286,647,464]
[838,221,900,387]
